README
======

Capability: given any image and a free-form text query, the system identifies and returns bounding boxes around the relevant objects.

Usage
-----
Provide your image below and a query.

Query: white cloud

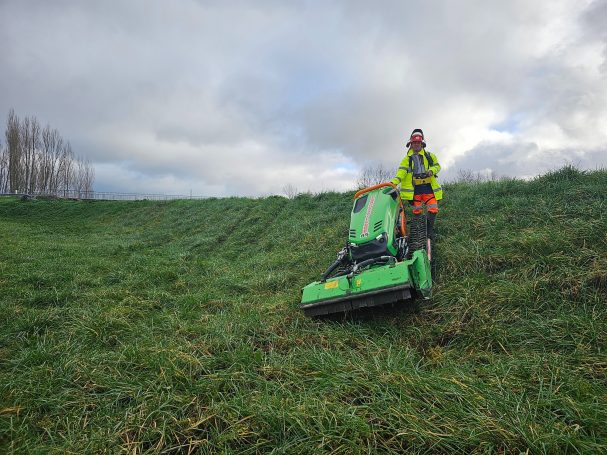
[1,0,605,195]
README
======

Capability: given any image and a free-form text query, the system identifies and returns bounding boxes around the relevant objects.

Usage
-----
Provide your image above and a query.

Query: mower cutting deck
[300,182,433,317]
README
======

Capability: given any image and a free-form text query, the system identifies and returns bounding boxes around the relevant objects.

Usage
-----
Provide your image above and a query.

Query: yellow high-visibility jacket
[391,148,443,201]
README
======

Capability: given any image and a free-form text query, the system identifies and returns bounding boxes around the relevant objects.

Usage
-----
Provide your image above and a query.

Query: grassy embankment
[1,166,606,453]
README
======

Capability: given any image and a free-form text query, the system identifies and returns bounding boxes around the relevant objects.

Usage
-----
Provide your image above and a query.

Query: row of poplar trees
[0,109,95,195]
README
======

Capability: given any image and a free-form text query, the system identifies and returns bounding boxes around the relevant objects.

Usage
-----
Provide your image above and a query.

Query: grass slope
[1,166,606,454]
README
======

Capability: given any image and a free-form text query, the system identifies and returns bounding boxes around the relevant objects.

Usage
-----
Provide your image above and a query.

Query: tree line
[0,109,94,195]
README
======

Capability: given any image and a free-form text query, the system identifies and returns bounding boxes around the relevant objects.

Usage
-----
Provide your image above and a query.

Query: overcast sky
[1,0,606,196]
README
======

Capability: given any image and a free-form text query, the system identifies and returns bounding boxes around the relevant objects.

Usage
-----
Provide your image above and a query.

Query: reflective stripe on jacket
[390,148,443,201]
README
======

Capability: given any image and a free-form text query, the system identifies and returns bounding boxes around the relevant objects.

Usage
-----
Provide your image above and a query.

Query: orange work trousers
[412,193,438,215]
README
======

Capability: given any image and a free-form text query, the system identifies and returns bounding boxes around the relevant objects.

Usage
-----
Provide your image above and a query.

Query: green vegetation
[1,166,606,453]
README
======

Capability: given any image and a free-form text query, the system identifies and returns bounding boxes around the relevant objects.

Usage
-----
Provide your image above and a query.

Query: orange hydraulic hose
[354,182,406,237]
[354,181,396,199]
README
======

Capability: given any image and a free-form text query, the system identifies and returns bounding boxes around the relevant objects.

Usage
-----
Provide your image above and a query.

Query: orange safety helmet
[406,128,426,148]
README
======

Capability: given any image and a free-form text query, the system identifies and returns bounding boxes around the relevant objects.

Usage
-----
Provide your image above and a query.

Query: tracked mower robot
[300,182,434,317]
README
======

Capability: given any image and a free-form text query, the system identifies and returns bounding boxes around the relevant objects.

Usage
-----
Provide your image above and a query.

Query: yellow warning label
[355,279,362,287]
[324,280,339,289]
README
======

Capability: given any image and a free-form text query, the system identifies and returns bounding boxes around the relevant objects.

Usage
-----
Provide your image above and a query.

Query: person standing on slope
[391,128,443,238]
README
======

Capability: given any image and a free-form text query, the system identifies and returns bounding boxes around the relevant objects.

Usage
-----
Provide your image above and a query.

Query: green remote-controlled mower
[300,182,433,317]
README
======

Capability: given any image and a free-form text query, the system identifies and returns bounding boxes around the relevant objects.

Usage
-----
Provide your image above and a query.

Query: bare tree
[58,142,75,196]
[3,109,95,196]
[6,109,22,193]
[356,163,393,189]
[282,183,299,199]
[75,156,95,196]
[40,125,63,193]
[21,115,41,193]
[0,141,8,193]
[455,168,498,183]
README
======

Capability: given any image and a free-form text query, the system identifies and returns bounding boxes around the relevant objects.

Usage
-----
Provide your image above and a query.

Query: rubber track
[408,214,428,258]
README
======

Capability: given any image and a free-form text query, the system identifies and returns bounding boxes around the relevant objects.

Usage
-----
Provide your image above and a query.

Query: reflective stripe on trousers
[412,193,439,215]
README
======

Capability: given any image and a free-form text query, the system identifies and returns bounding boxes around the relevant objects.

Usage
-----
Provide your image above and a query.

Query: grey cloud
[1,0,606,196]
[444,140,607,182]
[581,0,607,73]
[582,0,607,42]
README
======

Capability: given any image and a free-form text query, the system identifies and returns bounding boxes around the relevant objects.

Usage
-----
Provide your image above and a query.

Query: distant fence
[0,190,206,201]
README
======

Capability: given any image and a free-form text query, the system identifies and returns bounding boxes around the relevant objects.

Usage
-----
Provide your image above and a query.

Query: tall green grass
[1,166,606,453]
